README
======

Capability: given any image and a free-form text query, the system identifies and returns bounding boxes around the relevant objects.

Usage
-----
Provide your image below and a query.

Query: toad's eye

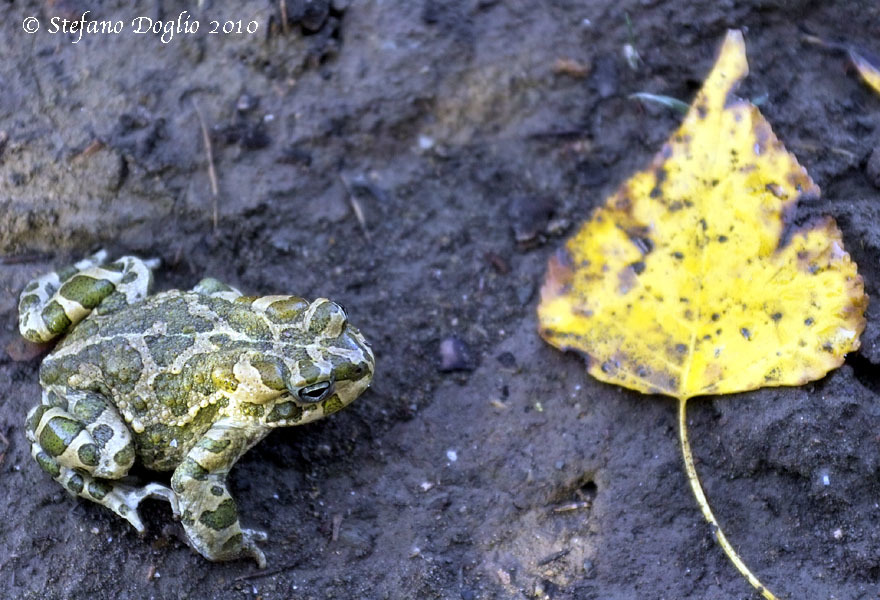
[297,379,334,403]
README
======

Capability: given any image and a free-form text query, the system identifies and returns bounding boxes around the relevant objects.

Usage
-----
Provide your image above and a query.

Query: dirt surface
[2,1,880,599]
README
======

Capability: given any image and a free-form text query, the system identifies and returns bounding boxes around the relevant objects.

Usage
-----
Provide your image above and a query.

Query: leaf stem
[678,398,778,600]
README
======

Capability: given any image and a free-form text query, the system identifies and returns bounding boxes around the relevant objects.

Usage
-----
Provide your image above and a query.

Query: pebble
[438,337,475,371]
[496,351,516,368]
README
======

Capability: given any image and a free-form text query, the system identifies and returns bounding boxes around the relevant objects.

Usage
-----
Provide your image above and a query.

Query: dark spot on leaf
[629,235,653,256]
[804,317,814,326]
[630,261,646,275]
[740,327,751,340]
[771,312,782,321]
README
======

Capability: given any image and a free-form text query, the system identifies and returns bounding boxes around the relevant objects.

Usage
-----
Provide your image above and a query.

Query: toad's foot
[108,481,180,533]
[241,529,268,569]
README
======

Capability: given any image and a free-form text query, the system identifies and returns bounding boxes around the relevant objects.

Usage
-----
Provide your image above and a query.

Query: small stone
[301,0,330,31]
[496,351,516,368]
[438,337,475,372]
[236,94,257,113]
[516,283,534,306]
[509,196,557,248]
[592,54,619,99]
[866,147,880,189]
[583,559,596,578]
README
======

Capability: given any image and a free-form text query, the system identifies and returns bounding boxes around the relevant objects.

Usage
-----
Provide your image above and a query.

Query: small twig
[192,100,219,232]
[331,513,343,542]
[0,430,8,469]
[537,548,571,566]
[235,560,303,582]
[280,0,289,34]
[71,139,105,162]
[551,501,591,513]
[339,175,371,241]
[0,253,43,265]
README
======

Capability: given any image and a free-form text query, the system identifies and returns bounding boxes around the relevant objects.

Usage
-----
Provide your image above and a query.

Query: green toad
[19,250,374,566]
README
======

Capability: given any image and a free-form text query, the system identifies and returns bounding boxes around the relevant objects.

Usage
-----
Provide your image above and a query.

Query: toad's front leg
[170,419,269,567]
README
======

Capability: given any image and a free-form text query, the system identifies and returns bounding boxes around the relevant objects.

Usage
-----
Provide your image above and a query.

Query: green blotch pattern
[41,301,72,335]
[56,265,80,282]
[19,294,39,311]
[114,443,135,467]
[88,479,112,500]
[40,416,83,457]
[99,338,143,395]
[266,401,303,423]
[172,458,209,492]
[253,359,288,391]
[38,361,65,386]
[221,533,243,552]
[59,275,115,309]
[145,334,195,367]
[199,498,237,531]
[265,297,308,323]
[104,261,126,272]
[78,443,100,467]
[72,394,106,424]
[25,406,47,433]
[210,485,224,496]
[197,437,231,453]
[36,451,61,477]
[46,391,68,409]
[91,423,114,449]
[298,361,321,385]
[322,394,344,415]
[67,473,84,494]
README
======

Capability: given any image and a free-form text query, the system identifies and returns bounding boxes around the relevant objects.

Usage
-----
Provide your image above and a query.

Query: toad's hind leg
[171,420,268,567]
[25,389,178,532]
[18,250,158,343]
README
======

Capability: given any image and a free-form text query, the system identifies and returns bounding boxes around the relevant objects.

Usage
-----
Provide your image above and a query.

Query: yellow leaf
[850,47,880,95]
[538,30,867,401]
[537,30,868,599]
